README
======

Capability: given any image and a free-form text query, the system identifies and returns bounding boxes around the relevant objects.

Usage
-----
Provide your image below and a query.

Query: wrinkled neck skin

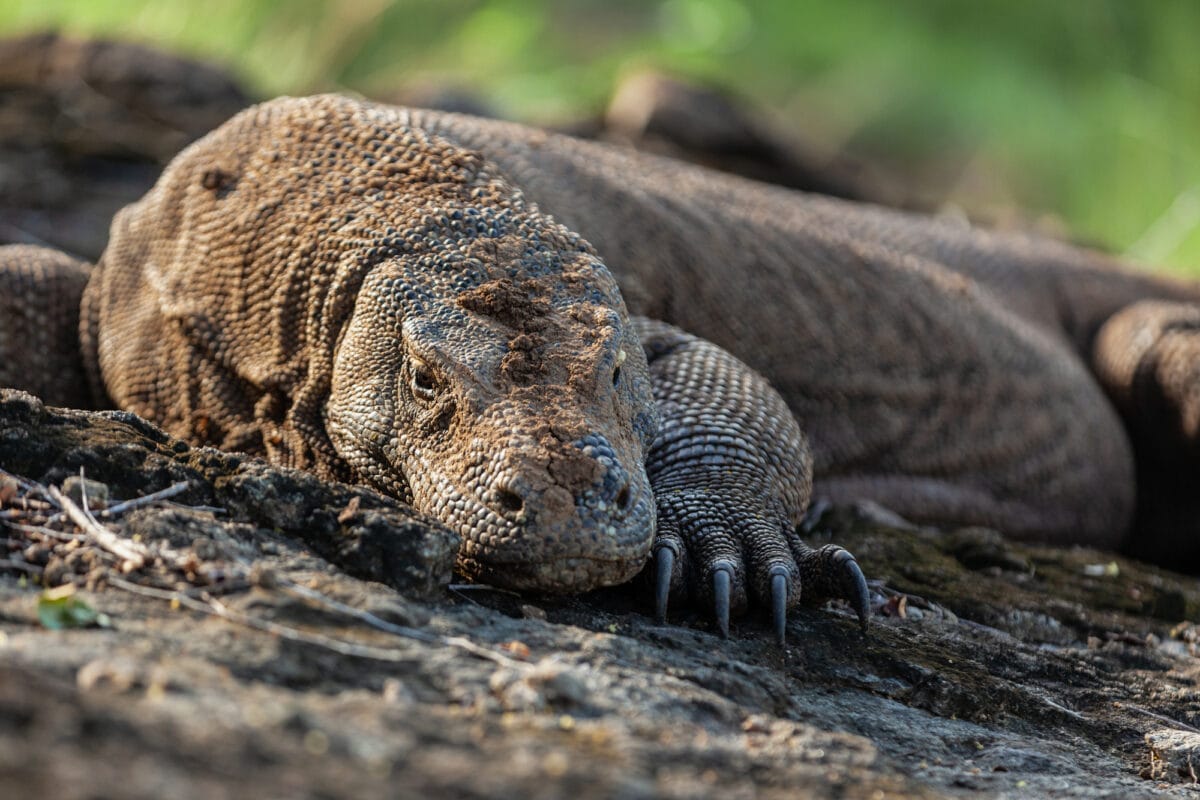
[325,208,660,593]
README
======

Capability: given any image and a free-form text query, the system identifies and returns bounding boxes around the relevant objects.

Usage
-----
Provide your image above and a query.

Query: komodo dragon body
[3,95,1198,636]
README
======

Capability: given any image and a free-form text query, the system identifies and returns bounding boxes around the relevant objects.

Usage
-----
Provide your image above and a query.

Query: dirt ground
[3,389,1200,799]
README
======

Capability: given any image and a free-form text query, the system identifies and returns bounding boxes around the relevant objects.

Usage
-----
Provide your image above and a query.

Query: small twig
[0,466,43,496]
[278,579,520,666]
[111,576,429,665]
[45,487,223,526]
[0,469,60,515]
[1038,694,1088,721]
[0,559,43,574]
[278,580,438,642]
[446,582,525,610]
[1,521,88,543]
[447,586,487,608]
[1126,704,1200,734]
[210,591,441,664]
[0,498,54,517]
[78,467,93,516]
[100,482,191,517]
[48,486,148,571]
[447,583,523,597]
[164,503,226,515]
[181,577,252,598]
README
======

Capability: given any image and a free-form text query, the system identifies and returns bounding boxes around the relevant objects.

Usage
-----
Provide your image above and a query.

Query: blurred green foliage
[4,0,1199,272]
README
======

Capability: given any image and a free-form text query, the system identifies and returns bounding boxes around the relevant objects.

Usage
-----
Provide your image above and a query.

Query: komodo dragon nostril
[492,488,525,515]
[615,481,633,512]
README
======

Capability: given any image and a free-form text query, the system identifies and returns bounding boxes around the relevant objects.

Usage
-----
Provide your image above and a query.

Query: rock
[61,474,109,509]
[0,388,459,597]
[1145,729,1200,785]
[3,388,1200,796]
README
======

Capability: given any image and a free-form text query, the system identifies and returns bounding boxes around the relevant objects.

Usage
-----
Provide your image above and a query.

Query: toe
[789,533,871,632]
[770,567,789,644]
[647,519,687,623]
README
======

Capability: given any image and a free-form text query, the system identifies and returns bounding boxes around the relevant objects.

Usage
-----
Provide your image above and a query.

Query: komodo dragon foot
[635,319,870,643]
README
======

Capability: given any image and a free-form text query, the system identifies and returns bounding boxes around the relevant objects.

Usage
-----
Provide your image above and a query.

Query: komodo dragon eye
[409,359,438,403]
[612,348,627,387]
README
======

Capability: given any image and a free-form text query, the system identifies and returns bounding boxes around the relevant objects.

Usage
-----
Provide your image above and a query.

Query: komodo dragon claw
[637,317,870,643]
[652,536,870,643]
[770,567,788,645]
[793,544,871,635]
[653,545,675,625]
[713,565,732,638]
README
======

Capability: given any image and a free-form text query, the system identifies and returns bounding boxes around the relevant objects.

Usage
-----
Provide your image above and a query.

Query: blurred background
[2,0,1198,273]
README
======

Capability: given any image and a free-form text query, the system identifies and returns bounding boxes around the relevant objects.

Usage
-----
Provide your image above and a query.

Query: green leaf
[37,587,112,630]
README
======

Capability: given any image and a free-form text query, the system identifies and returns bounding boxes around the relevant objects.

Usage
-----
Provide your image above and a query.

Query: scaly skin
[0,96,868,637]
[0,245,91,409]
[5,93,1200,632]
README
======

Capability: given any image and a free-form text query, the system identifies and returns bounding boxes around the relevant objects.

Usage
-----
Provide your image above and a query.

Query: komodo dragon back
[81,94,662,592]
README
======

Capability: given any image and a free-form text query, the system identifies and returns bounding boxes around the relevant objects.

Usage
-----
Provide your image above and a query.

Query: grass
[3,0,1199,273]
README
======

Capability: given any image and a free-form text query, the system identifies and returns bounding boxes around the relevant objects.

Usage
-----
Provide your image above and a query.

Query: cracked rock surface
[2,389,1200,798]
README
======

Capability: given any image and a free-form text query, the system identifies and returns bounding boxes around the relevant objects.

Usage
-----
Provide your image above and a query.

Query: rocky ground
[2,388,1200,799]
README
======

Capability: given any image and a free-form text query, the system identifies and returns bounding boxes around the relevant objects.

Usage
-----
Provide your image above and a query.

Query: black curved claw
[833,548,871,633]
[770,569,789,645]
[654,546,674,624]
[713,567,731,638]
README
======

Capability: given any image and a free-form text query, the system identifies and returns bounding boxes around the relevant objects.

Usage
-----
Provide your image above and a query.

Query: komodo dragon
[2,95,1198,640]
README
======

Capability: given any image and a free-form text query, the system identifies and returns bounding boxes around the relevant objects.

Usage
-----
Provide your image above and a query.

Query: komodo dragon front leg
[634,318,869,640]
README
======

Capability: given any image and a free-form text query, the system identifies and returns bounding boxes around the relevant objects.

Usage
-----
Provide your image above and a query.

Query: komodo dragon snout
[325,246,661,593]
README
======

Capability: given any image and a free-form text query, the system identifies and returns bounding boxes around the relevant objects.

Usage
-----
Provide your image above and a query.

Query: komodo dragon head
[86,95,660,592]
